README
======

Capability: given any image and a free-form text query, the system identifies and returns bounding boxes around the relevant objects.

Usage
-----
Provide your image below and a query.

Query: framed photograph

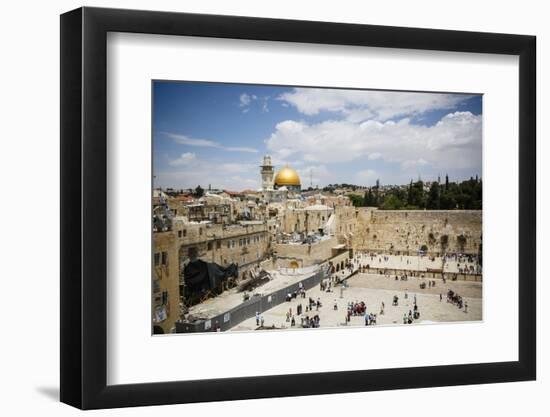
[60,7,536,409]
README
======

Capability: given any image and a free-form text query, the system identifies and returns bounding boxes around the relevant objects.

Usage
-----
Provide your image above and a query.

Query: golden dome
[274,166,301,186]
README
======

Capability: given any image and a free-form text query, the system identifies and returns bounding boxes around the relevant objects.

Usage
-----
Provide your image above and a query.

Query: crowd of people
[354,251,482,276]
[446,289,468,312]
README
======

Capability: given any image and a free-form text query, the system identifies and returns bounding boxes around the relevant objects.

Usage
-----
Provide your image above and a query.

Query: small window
[154,253,160,266]
[161,251,168,265]
[178,230,182,238]
[199,228,203,235]
[183,229,187,237]
[216,241,221,249]
[207,242,213,251]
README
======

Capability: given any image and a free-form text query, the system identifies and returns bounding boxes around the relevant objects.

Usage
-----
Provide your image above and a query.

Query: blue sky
[153,81,482,190]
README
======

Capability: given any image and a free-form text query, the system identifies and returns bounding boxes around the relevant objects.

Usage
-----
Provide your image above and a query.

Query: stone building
[152,230,181,334]
[173,219,271,280]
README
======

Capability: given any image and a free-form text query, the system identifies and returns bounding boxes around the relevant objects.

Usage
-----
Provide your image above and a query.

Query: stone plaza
[230,253,482,332]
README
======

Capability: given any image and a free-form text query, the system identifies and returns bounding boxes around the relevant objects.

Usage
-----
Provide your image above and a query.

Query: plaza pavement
[229,272,482,331]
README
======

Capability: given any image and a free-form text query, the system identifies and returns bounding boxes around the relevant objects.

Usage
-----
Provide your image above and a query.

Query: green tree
[373,179,380,207]
[380,194,404,210]
[364,188,375,206]
[407,180,413,206]
[426,181,441,209]
[406,180,425,208]
[194,185,204,198]
[348,194,364,207]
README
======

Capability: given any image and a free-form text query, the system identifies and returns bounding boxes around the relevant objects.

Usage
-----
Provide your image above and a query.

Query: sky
[153,81,482,191]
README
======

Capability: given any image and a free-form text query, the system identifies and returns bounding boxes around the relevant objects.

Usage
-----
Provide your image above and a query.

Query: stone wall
[334,206,359,244]
[274,236,339,268]
[280,206,334,235]
[354,209,482,255]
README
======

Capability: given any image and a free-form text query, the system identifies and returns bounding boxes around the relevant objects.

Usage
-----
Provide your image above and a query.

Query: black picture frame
[60,6,536,410]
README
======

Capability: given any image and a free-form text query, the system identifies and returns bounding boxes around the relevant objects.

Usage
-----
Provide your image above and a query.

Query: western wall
[354,209,482,256]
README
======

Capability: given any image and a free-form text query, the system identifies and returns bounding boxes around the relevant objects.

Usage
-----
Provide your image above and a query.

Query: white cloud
[239,93,259,113]
[165,132,258,153]
[159,155,259,190]
[220,163,256,173]
[239,93,252,107]
[265,111,482,173]
[296,164,330,187]
[401,159,429,170]
[169,152,197,167]
[356,169,378,185]
[278,88,471,122]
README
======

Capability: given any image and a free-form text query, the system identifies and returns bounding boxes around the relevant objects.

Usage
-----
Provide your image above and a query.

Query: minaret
[260,155,275,191]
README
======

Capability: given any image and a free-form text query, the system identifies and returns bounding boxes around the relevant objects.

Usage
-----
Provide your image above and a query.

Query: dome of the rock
[274,166,301,190]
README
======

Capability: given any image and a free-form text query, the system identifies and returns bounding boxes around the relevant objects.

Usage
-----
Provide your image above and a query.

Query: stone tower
[260,155,275,191]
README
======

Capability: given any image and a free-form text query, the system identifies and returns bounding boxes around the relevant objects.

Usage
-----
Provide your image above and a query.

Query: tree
[406,180,425,208]
[407,180,413,206]
[374,179,381,206]
[380,194,404,210]
[426,181,441,209]
[364,188,375,206]
[348,194,363,207]
[194,185,204,198]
